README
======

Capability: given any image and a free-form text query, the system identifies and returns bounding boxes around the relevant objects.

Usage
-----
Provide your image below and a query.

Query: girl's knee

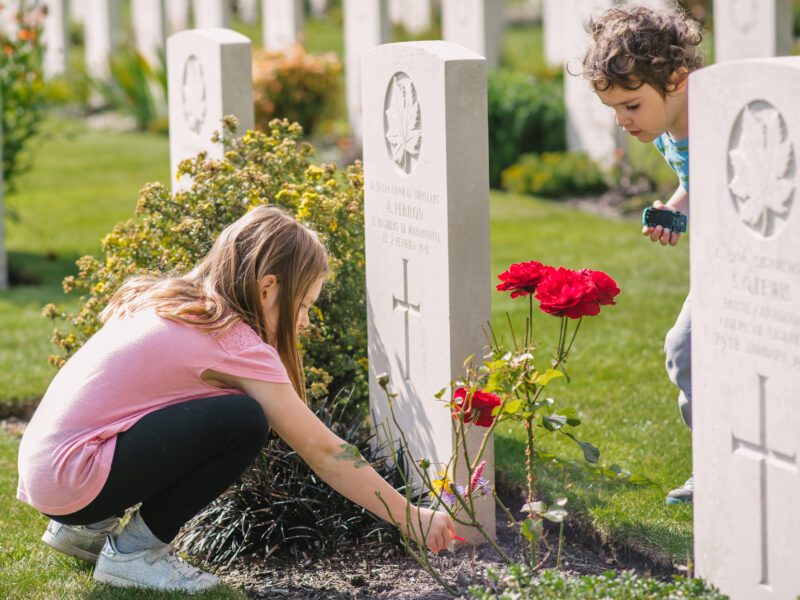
[227,395,268,446]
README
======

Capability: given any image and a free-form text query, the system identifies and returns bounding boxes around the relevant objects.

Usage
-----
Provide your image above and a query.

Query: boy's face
[596,78,688,143]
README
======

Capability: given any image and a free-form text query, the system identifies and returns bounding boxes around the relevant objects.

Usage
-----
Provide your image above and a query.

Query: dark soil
[215,492,679,600]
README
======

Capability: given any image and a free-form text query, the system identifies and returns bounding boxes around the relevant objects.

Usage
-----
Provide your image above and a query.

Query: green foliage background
[487,70,566,188]
[0,2,48,194]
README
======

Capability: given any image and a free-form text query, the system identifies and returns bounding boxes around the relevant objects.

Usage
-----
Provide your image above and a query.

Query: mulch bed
[215,494,678,599]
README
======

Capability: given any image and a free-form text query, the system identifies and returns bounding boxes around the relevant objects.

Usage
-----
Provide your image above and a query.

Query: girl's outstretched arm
[204,372,455,552]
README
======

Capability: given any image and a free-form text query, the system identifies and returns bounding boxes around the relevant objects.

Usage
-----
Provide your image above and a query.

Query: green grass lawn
[489,192,693,566]
[1,119,170,404]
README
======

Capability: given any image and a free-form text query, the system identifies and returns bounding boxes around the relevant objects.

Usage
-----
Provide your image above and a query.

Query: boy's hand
[642,200,682,246]
[410,507,455,553]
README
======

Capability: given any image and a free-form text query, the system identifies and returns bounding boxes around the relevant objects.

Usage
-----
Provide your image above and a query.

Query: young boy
[582,5,704,504]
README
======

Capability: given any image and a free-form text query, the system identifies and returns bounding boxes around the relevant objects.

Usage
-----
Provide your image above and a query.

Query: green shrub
[44,117,368,404]
[468,565,728,600]
[487,69,566,188]
[176,393,403,565]
[501,151,609,198]
[252,44,342,138]
[0,1,48,194]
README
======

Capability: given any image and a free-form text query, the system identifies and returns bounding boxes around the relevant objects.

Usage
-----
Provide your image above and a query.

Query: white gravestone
[309,0,328,18]
[441,0,504,70]
[237,0,259,24]
[43,0,68,78]
[565,0,619,166]
[0,2,17,37]
[712,0,792,63]
[400,0,430,34]
[388,0,403,25]
[690,56,800,600]
[166,0,190,33]
[84,0,118,80]
[362,41,495,543]
[193,0,232,28]
[167,29,254,189]
[132,0,166,66]
[71,0,87,24]
[542,0,567,67]
[344,0,389,148]
[262,0,303,52]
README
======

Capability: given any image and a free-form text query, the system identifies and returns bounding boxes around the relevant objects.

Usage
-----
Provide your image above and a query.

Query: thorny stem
[525,415,538,567]
[506,312,519,351]
[527,295,534,348]
[563,316,583,358]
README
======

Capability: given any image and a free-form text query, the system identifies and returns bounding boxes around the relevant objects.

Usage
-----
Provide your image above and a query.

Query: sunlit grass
[489,191,693,565]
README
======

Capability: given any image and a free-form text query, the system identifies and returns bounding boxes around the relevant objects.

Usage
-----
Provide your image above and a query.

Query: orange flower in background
[17,28,36,42]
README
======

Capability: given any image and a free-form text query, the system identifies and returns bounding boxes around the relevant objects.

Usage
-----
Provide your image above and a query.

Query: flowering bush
[252,44,342,138]
[374,260,630,594]
[43,117,368,405]
[1,0,47,194]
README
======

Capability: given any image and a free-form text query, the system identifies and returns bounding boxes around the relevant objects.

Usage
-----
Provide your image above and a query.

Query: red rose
[453,388,502,427]
[582,269,619,306]
[496,261,555,298]
[535,267,600,319]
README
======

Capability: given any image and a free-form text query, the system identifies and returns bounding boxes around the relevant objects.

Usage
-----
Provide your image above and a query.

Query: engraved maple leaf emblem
[182,56,207,136]
[728,105,795,237]
[385,74,422,173]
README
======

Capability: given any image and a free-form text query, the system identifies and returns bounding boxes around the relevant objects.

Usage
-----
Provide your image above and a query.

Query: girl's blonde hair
[101,205,330,398]
[583,5,703,96]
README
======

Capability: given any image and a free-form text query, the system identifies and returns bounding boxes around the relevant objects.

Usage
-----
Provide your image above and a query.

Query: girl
[17,205,454,592]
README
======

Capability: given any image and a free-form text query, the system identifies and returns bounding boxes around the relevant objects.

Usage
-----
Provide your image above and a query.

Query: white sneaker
[42,519,123,562]
[93,535,220,593]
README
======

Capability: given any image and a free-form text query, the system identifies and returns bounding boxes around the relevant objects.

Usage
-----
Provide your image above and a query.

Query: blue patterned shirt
[653,133,689,191]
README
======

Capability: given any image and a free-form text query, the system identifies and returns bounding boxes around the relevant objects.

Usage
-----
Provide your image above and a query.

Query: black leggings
[46,395,267,543]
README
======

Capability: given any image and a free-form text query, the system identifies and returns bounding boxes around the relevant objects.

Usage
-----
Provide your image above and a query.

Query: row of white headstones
[1,6,799,600]
[0,0,503,79]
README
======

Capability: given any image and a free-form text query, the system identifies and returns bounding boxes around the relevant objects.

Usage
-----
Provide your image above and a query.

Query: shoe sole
[94,567,219,593]
[93,569,143,589]
[41,530,99,562]
[665,497,692,505]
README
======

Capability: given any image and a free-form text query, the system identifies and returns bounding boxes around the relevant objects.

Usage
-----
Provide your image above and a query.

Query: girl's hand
[642,200,682,246]
[410,507,455,553]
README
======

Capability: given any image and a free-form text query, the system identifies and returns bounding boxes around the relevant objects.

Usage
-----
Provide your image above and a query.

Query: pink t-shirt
[17,310,290,515]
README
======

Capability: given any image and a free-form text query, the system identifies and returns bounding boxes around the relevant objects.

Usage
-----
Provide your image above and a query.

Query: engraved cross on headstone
[392,258,420,380]
[731,374,798,587]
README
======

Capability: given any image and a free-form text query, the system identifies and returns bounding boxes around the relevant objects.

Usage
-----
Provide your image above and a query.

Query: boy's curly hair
[582,5,703,96]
